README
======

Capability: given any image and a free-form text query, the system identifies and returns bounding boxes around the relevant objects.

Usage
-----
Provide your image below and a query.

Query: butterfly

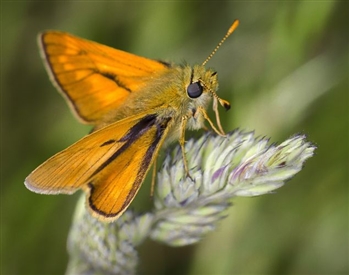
[25,20,239,222]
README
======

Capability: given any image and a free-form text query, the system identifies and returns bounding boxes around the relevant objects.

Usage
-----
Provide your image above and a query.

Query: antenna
[202,19,239,66]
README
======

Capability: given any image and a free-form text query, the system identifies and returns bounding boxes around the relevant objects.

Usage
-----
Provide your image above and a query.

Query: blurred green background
[2,2,348,275]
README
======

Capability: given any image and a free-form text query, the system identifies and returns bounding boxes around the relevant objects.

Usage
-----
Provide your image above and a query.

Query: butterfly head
[181,64,230,135]
[187,64,230,109]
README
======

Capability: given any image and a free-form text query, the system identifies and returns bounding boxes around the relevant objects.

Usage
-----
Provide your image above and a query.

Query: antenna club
[228,19,240,35]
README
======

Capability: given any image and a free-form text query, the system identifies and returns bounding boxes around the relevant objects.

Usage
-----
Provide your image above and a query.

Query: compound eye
[187,82,203,98]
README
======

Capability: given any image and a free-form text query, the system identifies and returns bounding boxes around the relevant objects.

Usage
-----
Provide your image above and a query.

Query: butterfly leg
[198,106,226,136]
[180,115,194,182]
[150,157,157,197]
[212,97,225,135]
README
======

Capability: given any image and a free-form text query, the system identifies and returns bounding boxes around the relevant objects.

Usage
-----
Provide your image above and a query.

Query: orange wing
[25,112,172,221]
[38,31,171,124]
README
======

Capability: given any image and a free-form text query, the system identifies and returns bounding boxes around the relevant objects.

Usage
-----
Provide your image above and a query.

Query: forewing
[25,112,172,221]
[39,31,170,123]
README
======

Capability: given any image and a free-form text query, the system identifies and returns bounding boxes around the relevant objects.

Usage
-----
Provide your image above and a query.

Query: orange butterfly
[25,20,239,222]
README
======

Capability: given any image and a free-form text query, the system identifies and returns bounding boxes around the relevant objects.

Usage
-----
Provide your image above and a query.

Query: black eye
[187,82,203,98]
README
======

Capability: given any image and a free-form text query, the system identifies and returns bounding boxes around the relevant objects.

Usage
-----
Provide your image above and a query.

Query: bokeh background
[2,2,348,275]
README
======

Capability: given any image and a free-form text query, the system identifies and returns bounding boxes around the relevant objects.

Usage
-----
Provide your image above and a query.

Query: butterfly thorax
[99,64,219,134]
